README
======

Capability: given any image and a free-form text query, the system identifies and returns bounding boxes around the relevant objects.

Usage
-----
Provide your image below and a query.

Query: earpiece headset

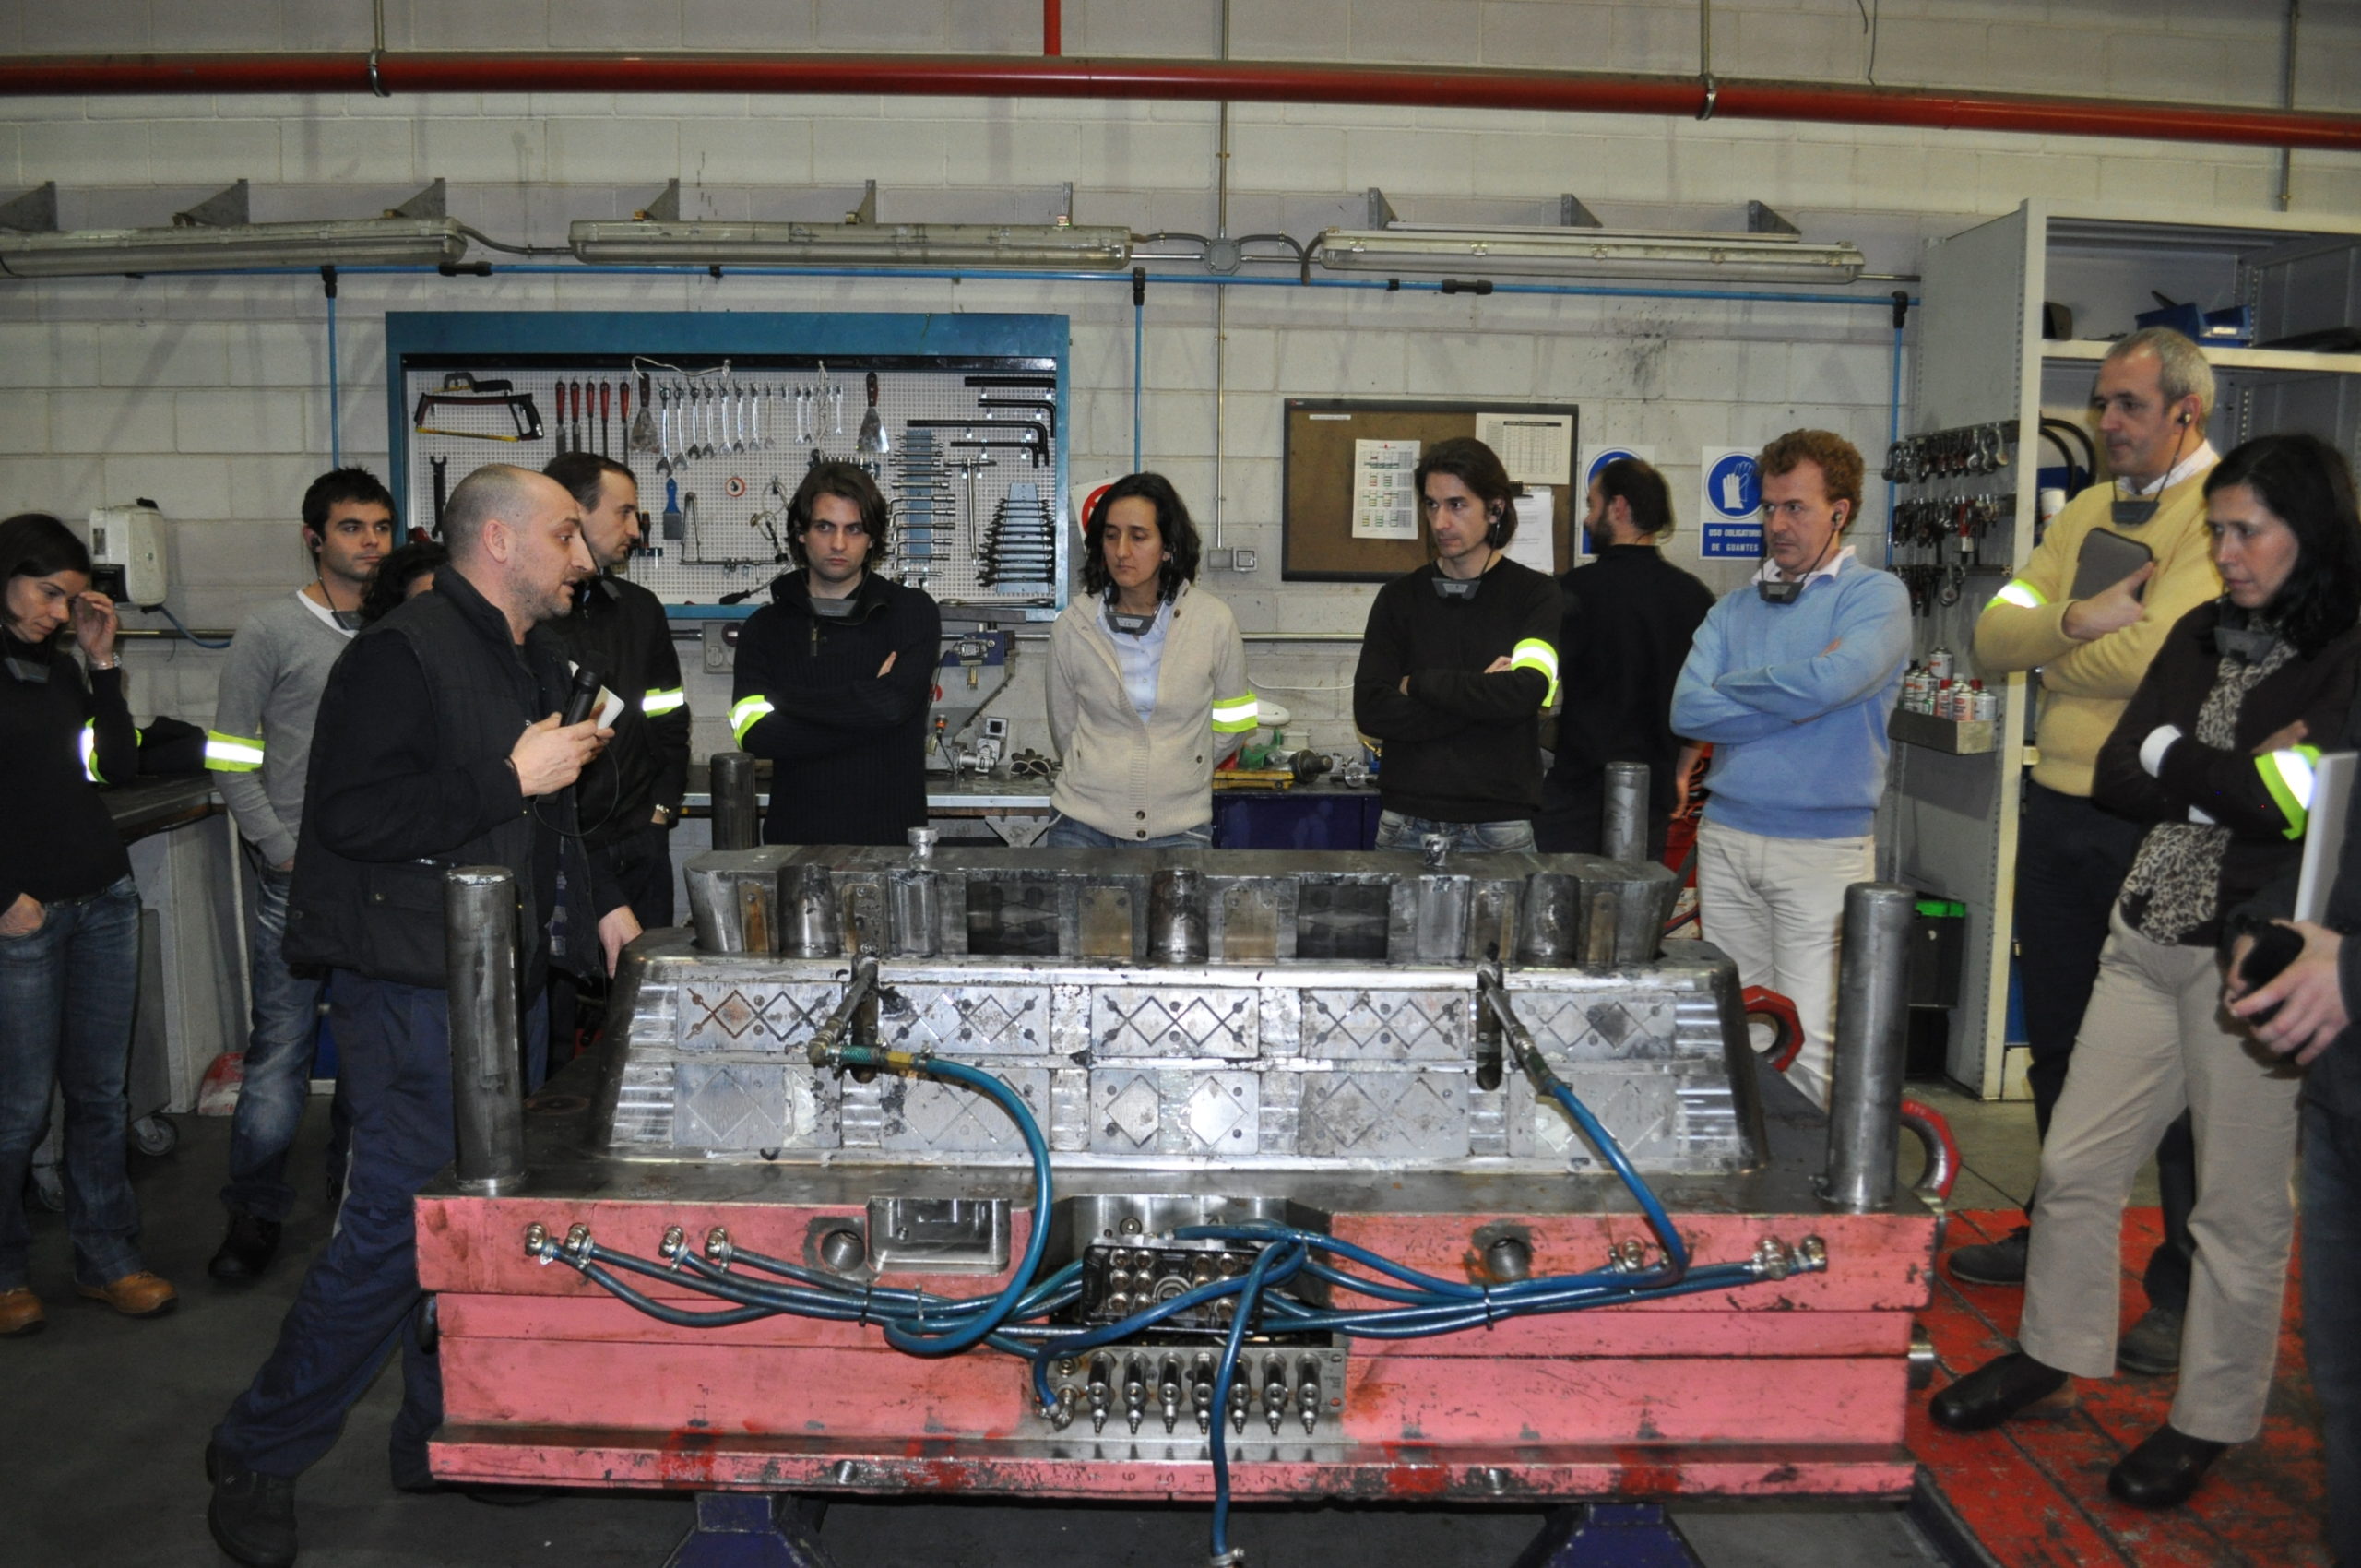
[1757,502,1847,605]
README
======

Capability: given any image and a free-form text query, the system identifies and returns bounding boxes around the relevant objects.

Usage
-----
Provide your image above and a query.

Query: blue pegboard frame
[383,311,1073,617]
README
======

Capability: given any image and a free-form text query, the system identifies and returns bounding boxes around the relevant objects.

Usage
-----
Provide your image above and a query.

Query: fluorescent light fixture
[569,219,1133,270]
[1314,223,1866,284]
[0,217,469,278]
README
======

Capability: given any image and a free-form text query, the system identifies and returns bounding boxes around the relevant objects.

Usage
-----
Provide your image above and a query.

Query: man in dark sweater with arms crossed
[730,462,942,847]
[1354,437,1561,854]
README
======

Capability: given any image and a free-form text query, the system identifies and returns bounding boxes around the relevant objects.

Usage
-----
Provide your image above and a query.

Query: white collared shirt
[1753,543,1858,590]
[2126,441,2218,498]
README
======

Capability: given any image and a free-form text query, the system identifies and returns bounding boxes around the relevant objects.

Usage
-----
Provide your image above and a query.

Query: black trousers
[1534,772,1671,861]
[2015,778,2195,1313]
[549,821,678,1066]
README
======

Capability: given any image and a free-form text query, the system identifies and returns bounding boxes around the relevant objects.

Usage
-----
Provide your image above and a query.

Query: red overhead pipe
[0,52,2354,152]
[1043,0,1062,58]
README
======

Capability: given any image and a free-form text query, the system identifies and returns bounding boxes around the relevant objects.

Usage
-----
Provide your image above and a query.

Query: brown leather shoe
[0,1287,43,1336]
[77,1271,178,1319]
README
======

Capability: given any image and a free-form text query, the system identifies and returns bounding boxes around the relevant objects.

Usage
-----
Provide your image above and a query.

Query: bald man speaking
[205,465,641,1568]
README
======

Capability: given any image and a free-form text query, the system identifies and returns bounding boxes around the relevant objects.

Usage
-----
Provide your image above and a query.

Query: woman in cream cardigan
[1046,474,1257,848]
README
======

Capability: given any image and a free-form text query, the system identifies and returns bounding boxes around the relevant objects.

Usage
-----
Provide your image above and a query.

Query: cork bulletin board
[1281,398,1580,582]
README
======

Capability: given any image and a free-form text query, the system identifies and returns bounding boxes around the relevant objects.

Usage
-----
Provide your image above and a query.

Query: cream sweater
[1973,465,2219,797]
[1047,582,1256,839]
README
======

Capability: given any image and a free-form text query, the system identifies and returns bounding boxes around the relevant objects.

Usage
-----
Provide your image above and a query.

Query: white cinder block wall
[0,0,2355,758]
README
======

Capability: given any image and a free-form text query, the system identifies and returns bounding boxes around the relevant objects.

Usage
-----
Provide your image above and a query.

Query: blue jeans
[0,873,146,1291]
[222,857,327,1221]
[213,971,547,1484]
[1043,813,1214,851]
[2304,1095,2361,1568]
[1374,811,1536,855]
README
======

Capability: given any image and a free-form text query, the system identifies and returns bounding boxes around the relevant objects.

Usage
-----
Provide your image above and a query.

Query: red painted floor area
[1913,1207,2331,1567]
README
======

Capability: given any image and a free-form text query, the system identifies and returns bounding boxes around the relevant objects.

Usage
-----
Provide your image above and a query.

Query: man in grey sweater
[201,469,395,1281]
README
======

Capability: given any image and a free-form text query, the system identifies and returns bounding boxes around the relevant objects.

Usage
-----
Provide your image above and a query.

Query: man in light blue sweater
[1672,430,1910,1106]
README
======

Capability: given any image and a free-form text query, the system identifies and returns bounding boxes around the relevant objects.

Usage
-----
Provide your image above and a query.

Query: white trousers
[1694,818,1875,1108]
[2019,909,2302,1443]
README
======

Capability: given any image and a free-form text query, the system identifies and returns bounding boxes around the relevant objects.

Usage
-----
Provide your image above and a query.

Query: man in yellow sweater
[1954,327,2219,1377]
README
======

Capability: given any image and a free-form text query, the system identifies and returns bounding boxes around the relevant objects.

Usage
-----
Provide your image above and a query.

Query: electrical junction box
[88,503,169,609]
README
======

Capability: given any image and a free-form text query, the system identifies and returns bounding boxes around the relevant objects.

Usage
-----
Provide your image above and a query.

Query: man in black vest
[204,465,640,1568]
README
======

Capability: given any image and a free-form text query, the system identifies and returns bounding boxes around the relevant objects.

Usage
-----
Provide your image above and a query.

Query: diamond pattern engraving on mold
[678,981,837,1052]
[1092,987,1256,1060]
[1091,1070,1259,1155]
[1299,1072,1467,1158]
[1510,992,1678,1063]
[878,1069,1050,1154]
[1513,1071,1684,1169]
[1299,990,1465,1061]
[884,985,1047,1054]
[672,1063,789,1151]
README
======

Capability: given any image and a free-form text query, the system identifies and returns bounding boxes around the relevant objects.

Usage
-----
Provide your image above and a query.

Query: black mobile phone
[2237,922,2307,1027]
[2070,529,2153,601]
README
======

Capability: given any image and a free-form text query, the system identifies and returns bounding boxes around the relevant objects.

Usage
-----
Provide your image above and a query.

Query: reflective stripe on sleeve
[1989,578,2047,611]
[1509,637,1560,707]
[204,728,266,773]
[2258,744,2322,840]
[641,687,687,717]
[1210,690,1260,734]
[79,720,103,785]
[729,695,775,746]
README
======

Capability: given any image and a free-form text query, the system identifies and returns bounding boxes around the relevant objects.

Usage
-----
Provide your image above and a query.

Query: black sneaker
[206,1442,298,1568]
[208,1215,283,1283]
[1947,1226,2030,1286]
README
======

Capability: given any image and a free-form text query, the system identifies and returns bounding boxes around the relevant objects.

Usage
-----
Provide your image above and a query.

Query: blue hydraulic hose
[1537,1078,1691,1278]
[840,1051,1056,1358]
[1209,1240,1299,1562]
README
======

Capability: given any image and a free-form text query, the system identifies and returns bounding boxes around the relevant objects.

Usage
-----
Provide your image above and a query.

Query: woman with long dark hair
[1044,474,1255,849]
[0,513,176,1336]
[1931,433,2361,1509]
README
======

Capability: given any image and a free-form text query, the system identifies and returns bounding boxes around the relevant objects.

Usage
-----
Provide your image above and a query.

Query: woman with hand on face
[1045,474,1256,849]
[0,513,177,1337]
[1930,434,2361,1511]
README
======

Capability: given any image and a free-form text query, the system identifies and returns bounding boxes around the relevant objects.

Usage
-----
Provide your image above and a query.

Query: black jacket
[2229,671,2361,1119]
[0,633,136,910]
[731,568,942,847]
[284,564,623,992]
[2094,600,2361,949]
[548,570,690,849]
[1543,544,1716,819]
[1352,557,1560,823]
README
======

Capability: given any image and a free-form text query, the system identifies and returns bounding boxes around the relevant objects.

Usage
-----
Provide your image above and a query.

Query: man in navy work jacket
[205,464,642,1568]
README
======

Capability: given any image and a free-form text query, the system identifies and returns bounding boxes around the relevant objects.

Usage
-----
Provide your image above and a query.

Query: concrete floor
[0,1078,2059,1568]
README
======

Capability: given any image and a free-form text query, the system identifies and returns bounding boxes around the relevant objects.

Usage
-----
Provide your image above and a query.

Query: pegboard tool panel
[384,312,1073,617]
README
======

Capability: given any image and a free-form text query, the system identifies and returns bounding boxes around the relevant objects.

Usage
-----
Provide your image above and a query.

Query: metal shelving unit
[1890,201,2361,1099]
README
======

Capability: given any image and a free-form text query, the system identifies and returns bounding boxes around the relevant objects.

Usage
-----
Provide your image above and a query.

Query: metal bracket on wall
[1747,200,1801,237]
[385,178,446,221]
[1560,195,1603,228]
[1366,187,1400,229]
[0,181,58,233]
[172,179,250,229]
